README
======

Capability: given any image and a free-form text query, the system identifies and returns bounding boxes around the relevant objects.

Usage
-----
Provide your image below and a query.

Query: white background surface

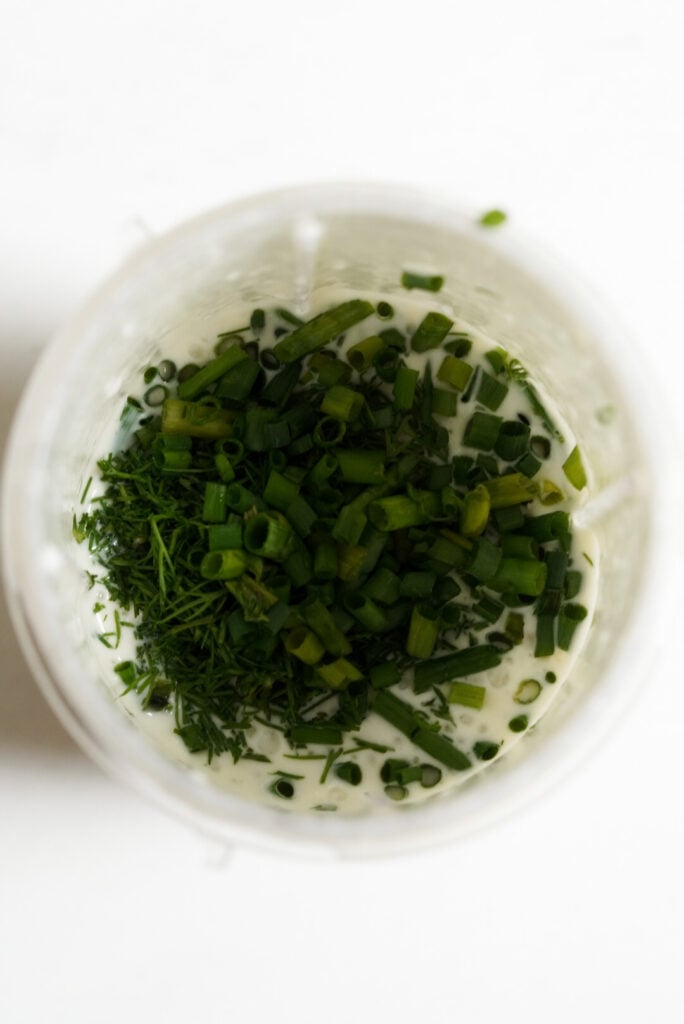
[2,2,683,1021]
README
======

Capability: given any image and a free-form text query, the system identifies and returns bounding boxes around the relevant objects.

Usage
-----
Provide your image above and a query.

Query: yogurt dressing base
[81,289,599,816]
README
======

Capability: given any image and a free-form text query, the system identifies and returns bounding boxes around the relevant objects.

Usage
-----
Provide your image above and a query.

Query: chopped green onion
[406,603,440,658]
[562,445,587,490]
[290,724,344,745]
[437,355,473,392]
[461,484,491,537]
[273,300,374,362]
[372,690,471,770]
[393,364,419,410]
[177,345,247,400]
[320,385,364,422]
[200,549,248,581]
[368,495,424,531]
[514,678,542,704]
[301,596,352,657]
[494,421,531,460]
[316,658,363,689]
[509,715,528,732]
[161,399,234,439]
[347,335,385,372]
[473,741,499,760]
[208,519,243,551]
[336,449,386,484]
[463,412,503,451]
[401,271,444,292]
[431,388,459,417]
[244,512,295,561]
[345,592,387,632]
[414,645,502,692]
[476,372,508,411]
[557,603,588,650]
[285,627,325,665]
[335,762,362,785]
[488,558,548,596]
[202,482,228,523]
[369,662,401,689]
[411,312,454,353]
[484,473,536,508]
[447,681,486,709]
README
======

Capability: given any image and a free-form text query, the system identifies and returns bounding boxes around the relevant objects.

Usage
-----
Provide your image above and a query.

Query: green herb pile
[76,296,588,774]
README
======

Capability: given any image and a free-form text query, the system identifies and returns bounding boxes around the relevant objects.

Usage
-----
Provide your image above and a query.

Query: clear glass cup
[1,183,672,857]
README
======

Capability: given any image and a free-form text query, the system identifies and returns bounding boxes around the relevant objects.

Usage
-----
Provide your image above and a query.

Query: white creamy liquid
[80,289,599,816]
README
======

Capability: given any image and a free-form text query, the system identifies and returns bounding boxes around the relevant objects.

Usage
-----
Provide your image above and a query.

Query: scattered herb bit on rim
[479,209,507,228]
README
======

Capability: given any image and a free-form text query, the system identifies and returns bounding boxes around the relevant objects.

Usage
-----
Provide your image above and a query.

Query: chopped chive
[431,388,459,417]
[557,603,588,650]
[463,411,502,451]
[301,596,352,657]
[520,511,570,542]
[514,678,542,704]
[484,473,536,509]
[414,645,502,692]
[161,399,235,439]
[199,549,248,581]
[368,495,424,531]
[317,658,363,689]
[369,662,401,689]
[313,416,347,447]
[411,312,454,353]
[509,715,528,732]
[393,364,419,410]
[401,271,444,292]
[270,778,295,799]
[494,421,531,460]
[447,681,486,709]
[362,567,401,605]
[290,724,344,746]
[437,355,473,392]
[177,345,247,400]
[226,483,265,513]
[202,482,228,523]
[406,603,440,658]
[216,359,260,401]
[345,592,387,632]
[488,558,548,596]
[331,504,367,545]
[347,335,385,372]
[208,520,243,551]
[244,512,295,561]
[335,762,362,785]
[285,627,325,665]
[562,445,587,490]
[420,765,442,788]
[336,449,386,484]
[461,484,491,537]
[372,691,471,770]
[273,300,374,362]
[320,385,364,422]
[473,740,499,760]
[476,372,508,411]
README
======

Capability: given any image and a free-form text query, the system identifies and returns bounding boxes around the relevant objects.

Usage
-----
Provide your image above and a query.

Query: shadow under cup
[1,185,655,856]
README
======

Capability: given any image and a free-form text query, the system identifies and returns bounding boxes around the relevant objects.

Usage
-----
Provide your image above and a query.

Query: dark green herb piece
[479,209,507,227]
[401,271,445,292]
